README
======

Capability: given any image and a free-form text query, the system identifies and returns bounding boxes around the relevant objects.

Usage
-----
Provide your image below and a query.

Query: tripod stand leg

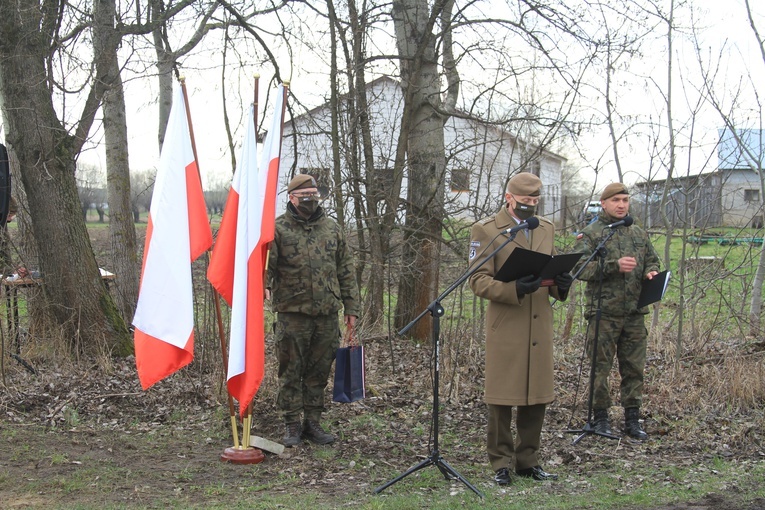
[374,453,484,498]
[435,457,484,497]
[374,457,433,494]
[566,421,621,445]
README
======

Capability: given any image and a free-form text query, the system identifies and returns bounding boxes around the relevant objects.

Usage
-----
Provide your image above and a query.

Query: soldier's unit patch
[469,240,480,260]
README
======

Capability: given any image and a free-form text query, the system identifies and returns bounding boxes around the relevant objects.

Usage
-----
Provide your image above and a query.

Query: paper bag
[332,328,366,403]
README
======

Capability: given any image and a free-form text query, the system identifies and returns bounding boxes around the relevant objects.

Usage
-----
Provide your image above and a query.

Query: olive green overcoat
[468,206,566,406]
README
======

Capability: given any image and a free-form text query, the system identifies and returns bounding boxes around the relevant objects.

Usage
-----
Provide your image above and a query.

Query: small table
[2,268,116,353]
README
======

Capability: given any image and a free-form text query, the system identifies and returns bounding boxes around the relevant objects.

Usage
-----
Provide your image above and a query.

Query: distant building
[277,76,566,224]
[632,128,764,228]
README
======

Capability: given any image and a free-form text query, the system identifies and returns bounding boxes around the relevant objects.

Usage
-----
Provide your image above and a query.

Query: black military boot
[283,421,302,447]
[593,409,612,435]
[624,407,648,440]
[302,419,335,445]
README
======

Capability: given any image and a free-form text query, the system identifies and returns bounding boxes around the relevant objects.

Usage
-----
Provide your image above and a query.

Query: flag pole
[238,74,261,451]
[260,80,289,292]
[259,78,289,382]
[248,80,288,448]
[214,287,240,448]
[179,77,242,450]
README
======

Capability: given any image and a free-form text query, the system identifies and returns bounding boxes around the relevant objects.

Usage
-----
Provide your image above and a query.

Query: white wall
[277,77,565,225]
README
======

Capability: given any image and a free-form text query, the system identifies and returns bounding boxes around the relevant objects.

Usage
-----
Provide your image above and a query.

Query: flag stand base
[220,446,265,464]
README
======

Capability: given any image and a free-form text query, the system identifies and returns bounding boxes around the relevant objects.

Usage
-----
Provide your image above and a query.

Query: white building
[717,128,764,228]
[632,128,764,228]
[276,76,566,224]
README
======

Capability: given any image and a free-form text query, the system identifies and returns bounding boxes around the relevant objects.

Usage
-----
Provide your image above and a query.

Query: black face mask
[296,197,319,217]
[513,202,536,220]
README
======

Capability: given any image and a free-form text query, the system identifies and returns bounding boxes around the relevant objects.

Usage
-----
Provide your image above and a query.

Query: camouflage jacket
[267,204,360,317]
[573,213,660,318]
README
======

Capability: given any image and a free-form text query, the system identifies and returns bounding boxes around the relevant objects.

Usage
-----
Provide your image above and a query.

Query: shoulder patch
[469,240,480,260]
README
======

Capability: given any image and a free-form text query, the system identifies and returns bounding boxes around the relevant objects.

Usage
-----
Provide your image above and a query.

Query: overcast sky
[3,0,764,195]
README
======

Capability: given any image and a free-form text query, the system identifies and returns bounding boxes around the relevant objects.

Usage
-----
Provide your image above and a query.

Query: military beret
[507,173,542,197]
[287,174,317,193]
[600,182,629,201]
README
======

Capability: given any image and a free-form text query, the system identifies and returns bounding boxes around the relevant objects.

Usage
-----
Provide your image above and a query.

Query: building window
[450,168,470,193]
[745,189,760,202]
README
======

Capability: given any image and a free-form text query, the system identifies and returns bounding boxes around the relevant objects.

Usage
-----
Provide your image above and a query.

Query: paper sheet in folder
[493,247,584,285]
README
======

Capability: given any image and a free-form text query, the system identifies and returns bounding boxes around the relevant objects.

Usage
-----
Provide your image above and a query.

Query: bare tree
[691,0,765,337]
[130,169,156,223]
[391,0,450,340]
[93,0,140,322]
[0,0,130,355]
[76,164,106,221]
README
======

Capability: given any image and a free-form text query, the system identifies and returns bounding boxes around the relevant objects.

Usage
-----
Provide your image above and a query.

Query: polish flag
[133,85,212,390]
[207,85,286,413]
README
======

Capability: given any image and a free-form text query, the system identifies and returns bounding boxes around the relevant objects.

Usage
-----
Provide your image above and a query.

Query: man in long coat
[468,173,572,486]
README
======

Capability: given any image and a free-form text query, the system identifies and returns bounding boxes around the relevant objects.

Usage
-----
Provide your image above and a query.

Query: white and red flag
[207,85,286,413]
[133,85,212,390]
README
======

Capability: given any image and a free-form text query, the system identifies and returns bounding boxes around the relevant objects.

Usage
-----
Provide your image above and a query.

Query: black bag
[332,327,365,403]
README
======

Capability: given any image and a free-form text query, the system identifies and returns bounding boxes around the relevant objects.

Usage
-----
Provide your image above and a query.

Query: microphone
[606,216,634,229]
[502,216,540,234]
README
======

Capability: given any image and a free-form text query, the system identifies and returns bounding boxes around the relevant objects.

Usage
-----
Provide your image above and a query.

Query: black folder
[494,247,584,285]
[637,270,671,308]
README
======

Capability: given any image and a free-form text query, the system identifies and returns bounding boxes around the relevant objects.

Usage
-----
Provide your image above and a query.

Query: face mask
[513,202,536,220]
[296,197,319,217]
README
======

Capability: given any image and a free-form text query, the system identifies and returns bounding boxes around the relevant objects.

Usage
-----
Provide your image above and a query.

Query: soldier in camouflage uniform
[573,182,660,440]
[266,174,360,447]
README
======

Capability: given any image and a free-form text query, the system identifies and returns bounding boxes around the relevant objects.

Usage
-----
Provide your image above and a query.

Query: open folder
[494,247,584,286]
[637,270,671,308]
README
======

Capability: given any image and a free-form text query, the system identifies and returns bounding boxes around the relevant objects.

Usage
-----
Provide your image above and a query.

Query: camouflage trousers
[276,312,341,423]
[586,313,647,410]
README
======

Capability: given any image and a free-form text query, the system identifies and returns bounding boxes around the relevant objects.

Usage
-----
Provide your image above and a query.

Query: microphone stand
[566,228,621,444]
[374,229,527,498]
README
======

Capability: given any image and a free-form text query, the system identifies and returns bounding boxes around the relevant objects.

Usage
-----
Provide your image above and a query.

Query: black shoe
[494,467,512,486]
[593,409,613,435]
[302,419,335,445]
[516,465,558,481]
[283,421,302,447]
[624,407,648,441]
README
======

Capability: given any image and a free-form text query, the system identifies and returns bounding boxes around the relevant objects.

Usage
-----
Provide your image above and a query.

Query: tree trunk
[347,0,397,327]
[150,0,176,152]
[392,0,447,340]
[0,0,131,356]
[94,0,140,324]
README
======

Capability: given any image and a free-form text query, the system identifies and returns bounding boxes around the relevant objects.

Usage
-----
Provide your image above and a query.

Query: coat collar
[496,205,550,250]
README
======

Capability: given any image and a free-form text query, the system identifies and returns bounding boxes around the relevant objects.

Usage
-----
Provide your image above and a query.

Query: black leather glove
[516,274,543,298]
[554,272,574,294]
